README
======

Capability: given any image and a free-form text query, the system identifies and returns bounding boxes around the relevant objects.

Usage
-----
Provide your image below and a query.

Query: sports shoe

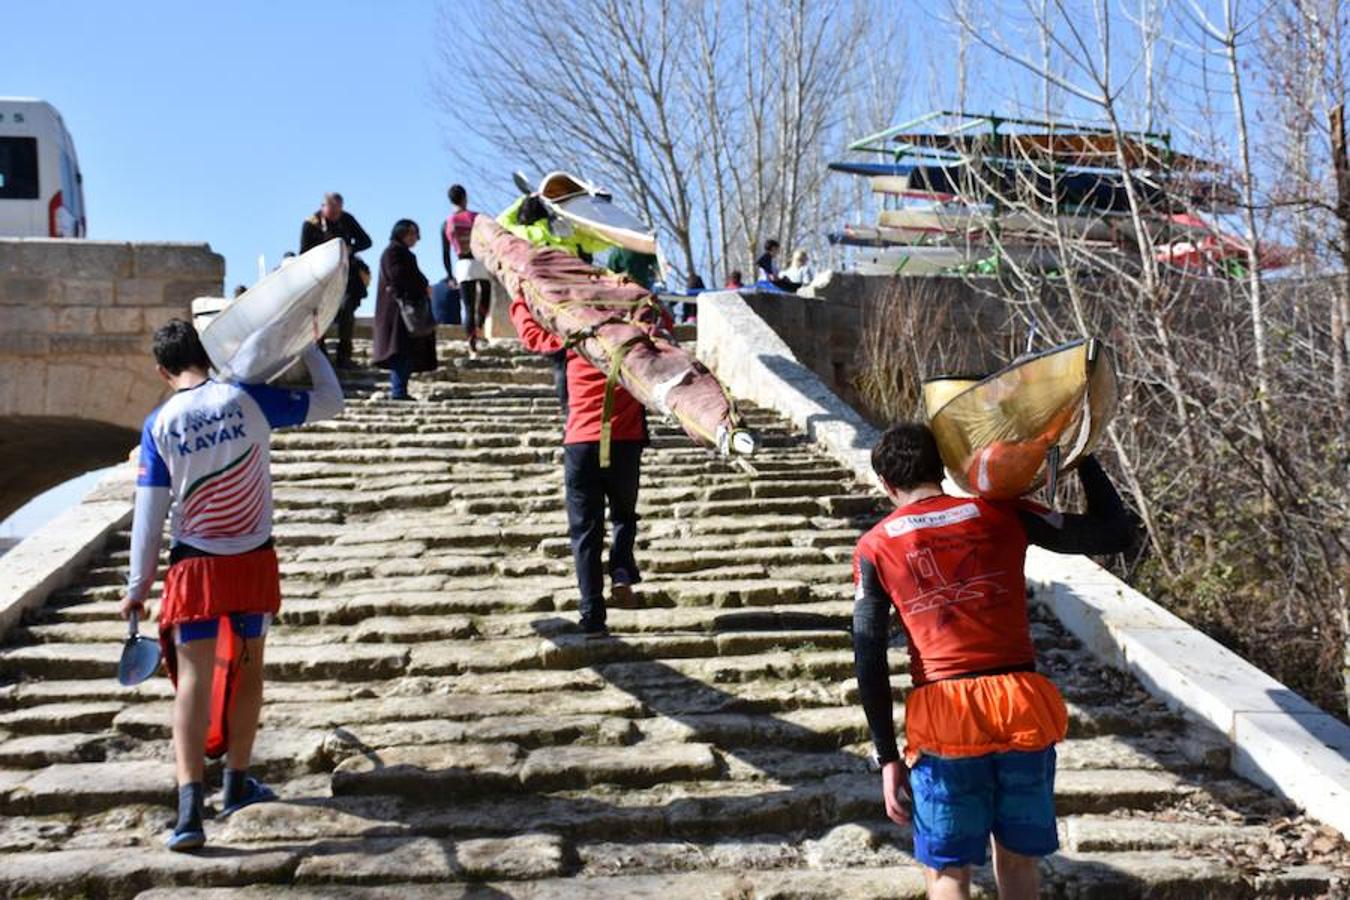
[610,582,639,609]
[218,777,277,819]
[166,827,206,852]
[580,617,610,639]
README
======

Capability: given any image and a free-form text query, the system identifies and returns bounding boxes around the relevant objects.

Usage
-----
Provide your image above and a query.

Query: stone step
[0,335,1314,893]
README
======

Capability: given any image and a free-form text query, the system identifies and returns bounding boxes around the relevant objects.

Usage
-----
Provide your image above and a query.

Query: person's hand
[880,760,912,825]
[118,596,145,621]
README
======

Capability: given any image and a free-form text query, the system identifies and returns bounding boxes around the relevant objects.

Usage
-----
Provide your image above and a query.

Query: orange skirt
[157,546,281,761]
[904,671,1068,765]
[159,545,281,629]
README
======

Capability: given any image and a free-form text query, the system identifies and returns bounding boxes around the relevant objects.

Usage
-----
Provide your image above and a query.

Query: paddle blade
[512,170,534,194]
[118,613,161,686]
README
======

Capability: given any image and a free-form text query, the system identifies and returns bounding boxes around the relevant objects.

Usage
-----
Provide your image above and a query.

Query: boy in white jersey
[120,319,343,851]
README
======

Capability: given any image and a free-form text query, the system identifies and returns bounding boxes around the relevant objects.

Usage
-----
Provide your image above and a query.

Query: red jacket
[509,295,645,445]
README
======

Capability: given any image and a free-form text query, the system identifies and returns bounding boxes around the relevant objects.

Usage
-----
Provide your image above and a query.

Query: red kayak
[471,216,756,459]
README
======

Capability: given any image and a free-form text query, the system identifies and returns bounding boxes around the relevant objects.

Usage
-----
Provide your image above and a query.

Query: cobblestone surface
[0,338,1346,898]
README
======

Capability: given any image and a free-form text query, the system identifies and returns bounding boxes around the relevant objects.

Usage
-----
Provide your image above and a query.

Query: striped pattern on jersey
[179,444,266,538]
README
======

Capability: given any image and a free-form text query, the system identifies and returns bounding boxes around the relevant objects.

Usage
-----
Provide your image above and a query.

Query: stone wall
[741,272,1085,421]
[0,239,223,519]
[0,239,223,431]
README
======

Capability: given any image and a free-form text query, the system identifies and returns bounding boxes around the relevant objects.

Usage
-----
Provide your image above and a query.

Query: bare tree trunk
[1216,0,1276,504]
[1331,103,1350,419]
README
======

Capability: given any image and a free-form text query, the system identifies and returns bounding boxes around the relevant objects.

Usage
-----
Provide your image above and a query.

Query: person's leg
[923,866,972,900]
[909,753,996,900]
[464,280,483,355]
[169,619,219,848]
[990,746,1058,900]
[604,442,642,607]
[991,842,1040,900]
[336,295,357,367]
[224,616,268,771]
[389,351,411,399]
[461,280,478,341]
[474,279,492,340]
[564,443,607,632]
[172,626,217,786]
[221,614,276,813]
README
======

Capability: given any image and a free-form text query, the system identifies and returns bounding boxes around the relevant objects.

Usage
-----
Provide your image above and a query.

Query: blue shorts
[174,612,272,645]
[909,746,1058,870]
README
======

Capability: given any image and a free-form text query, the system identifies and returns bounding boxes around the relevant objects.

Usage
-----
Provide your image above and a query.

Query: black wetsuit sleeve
[1018,455,1138,555]
[852,555,901,764]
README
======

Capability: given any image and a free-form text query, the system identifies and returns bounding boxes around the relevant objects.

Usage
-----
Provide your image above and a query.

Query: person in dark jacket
[371,220,437,400]
[300,192,372,369]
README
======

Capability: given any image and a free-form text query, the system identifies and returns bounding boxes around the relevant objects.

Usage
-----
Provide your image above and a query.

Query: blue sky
[4,0,510,314]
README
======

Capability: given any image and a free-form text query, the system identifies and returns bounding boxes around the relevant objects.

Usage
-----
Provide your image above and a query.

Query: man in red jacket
[510,295,646,635]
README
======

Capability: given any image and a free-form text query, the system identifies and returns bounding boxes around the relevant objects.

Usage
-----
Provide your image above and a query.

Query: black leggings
[461,279,491,338]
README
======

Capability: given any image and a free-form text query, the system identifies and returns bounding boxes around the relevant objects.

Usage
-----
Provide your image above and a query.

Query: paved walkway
[0,338,1345,898]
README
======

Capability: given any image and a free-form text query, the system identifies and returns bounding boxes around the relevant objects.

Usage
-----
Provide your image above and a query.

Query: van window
[0,137,40,200]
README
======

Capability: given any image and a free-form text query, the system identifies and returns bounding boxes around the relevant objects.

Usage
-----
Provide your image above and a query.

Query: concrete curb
[699,291,1350,837]
[695,290,880,489]
[0,464,134,640]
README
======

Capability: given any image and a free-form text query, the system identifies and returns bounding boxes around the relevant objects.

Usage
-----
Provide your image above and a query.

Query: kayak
[537,171,657,255]
[200,239,348,383]
[887,129,1221,173]
[846,241,1065,276]
[923,339,1118,499]
[471,215,755,458]
[830,159,1200,213]
[878,204,1120,243]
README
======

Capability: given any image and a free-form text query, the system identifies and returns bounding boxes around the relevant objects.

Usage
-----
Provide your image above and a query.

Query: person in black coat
[300,192,372,368]
[371,220,437,400]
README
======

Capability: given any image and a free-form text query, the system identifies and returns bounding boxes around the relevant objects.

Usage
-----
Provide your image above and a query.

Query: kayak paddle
[117,611,161,686]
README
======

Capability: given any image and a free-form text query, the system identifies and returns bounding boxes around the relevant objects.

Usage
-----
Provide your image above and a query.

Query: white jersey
[127,346,342,601]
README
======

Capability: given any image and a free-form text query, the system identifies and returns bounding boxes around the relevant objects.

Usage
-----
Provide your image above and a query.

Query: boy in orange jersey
[852,423,1136,899]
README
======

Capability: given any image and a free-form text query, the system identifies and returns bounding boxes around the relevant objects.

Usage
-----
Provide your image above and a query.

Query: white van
[0,98,86,238]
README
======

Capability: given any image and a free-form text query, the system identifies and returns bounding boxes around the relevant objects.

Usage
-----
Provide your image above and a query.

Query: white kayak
[200,239,348,383]
[852,242,1062,276]
[537,171,657,255]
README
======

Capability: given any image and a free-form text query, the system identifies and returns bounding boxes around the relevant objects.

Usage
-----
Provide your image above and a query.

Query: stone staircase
[0,337,1344,899]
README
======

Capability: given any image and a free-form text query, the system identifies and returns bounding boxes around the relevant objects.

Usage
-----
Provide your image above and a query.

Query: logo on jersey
[883,502,980,538]
[167,399,248,455]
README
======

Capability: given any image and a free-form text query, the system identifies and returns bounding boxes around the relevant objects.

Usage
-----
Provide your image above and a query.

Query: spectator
[300,192,372,369]
[781,249,814,289]
[724,270,744,289]
[442,184,492,358]
[372,220,437,401]
[231,285,247,298]
[754,239,781,282]
[679,273,706,322]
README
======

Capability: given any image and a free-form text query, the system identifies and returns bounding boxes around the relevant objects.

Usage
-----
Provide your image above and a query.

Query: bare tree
[434,0,904,283]
[883,0,1350,712]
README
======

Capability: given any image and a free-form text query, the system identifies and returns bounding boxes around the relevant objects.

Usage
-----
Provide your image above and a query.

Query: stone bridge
[0,291,1343,897]
[0,239,222,520]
